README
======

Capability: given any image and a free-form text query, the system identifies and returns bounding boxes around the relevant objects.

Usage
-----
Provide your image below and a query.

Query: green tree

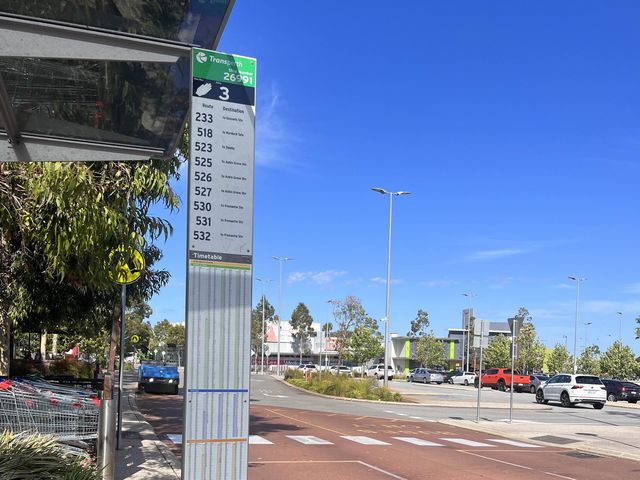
[413,331,445,369]
[124,300,154,355]
[546,344,573,374]
[251,296,275,362]
[635,315,640,340]
[407,309,430,337]
[152,319,174,350]
[599,341,639,379]
[329,296,369,363]
[577,346,601,375]
[346,325,384,376]
[290,303,314,363]
[483,335,511,368]
[515,322,545,373]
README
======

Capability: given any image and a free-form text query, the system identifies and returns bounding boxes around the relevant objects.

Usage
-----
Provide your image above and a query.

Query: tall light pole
[616,312,623,344]
[462,293,476,372]
[371,188,410,388]
[568,276,586,374]
[273,256,292,376]
[584,322,592,350]
[562,335,568,350]
[256,278,272,374]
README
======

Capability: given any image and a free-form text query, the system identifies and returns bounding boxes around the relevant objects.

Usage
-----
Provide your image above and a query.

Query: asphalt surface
[135,374,640,479]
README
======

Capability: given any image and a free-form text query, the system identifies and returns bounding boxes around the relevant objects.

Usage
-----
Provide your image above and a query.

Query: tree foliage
[407,309,430,337]
[483,335,511,368]
[515,320,545,373]
[546,344,573,374]
[251,296,275,360]
[413,331,446,369]
[599,341,639,379]
[635,316,640,340]
[577,346,601,375]
[290,302,314,362]
[329,296,370,363]
[346,324,383,375]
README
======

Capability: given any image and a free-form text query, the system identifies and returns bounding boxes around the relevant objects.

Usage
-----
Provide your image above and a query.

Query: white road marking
[263,393,289,398]
[393,437,443,446]
[544,472,577,480]
[439,438,495,447]
[356,461,409,480]
[409,416,435,422]
[249,435,273,445]
[488,439,541,448]
[166,433,182,444]
[383,410,396,414]
[341,436,391,445]
[495,419,537,424]
[395,413,408,416]
[287,435,333,445]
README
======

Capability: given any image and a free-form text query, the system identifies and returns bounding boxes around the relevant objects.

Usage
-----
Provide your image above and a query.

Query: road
[136,375,640,479]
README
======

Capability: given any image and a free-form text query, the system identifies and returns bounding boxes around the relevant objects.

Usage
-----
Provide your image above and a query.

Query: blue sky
[149,1,640,355]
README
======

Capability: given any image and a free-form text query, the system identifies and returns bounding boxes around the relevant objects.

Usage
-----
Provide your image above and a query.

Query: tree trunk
[39,331,47,358]
[52,334,58,357]
[0,314,9,376]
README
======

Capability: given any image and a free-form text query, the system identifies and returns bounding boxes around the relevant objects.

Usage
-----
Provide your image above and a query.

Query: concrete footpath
[115,374,181,480]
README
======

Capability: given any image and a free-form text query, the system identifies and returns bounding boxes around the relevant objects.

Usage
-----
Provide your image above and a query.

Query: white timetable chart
[183,49,256,480]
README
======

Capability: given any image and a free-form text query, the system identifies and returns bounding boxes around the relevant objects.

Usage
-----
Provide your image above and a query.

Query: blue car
[138,362,180,394]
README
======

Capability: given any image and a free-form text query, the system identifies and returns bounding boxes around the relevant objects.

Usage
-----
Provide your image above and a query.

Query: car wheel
[561,392,573,408]
[607,394,616,402]
[464,380,469,386]
[535,389,545,404]
[593,403,605,410]
[423,377,428,384]
[498,380,506,392]
[530,385,536,394]
[437,382,442,385]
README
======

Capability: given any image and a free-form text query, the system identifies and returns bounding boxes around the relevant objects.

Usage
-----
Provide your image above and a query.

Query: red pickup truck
[474,368,530,393]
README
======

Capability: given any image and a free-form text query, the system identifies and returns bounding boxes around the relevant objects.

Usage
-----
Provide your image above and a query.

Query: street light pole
[273,256,292,376]
[372,188,410,388]
[568,276,586,375]
[616,312,623,344]
[256,278,272,374]
[584,322,592,350]
[462,293,476,372]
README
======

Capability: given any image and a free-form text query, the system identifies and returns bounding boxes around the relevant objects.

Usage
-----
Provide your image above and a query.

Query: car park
[451,371,476,386]
[601,379,640,403]
[365,364,394,380]
[529,374,550,394]
[536,374,606,409]
[329,365,352,376]
[412,368,444,384]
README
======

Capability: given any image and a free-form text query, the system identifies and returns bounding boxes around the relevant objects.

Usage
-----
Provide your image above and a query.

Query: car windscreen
[576,376,602,385]
[536,376,550,381]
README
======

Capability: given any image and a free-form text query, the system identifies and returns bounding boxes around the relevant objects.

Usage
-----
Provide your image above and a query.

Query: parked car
[529,374,550,394]
[300,364,318,374]
[438,371,455,383]
[329,365,352,376]
[474,368,530,392]
[365,364,394,380]
[536,374,606,409]
[451,371,476,386]
[412,368,444,384]
[406,368,418,382]
[601,379,640,403]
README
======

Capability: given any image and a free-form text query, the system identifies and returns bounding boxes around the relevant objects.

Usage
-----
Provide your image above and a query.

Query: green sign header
[192,49,256,87]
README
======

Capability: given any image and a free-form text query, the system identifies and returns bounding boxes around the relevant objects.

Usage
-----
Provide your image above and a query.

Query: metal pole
[461,329,465,372]
[476,322,484,423]
[509,321,517,424]
[116,284,126,450]
[96,380,116,480]
[261,283,266,375]
[383,193,393,389]
[572,280,580,375]
[277,261,282,376]
[617,312,622,344]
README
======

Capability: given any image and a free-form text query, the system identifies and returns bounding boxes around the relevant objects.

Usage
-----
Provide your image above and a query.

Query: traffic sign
[108,246,145,285]
[131,335,140,344]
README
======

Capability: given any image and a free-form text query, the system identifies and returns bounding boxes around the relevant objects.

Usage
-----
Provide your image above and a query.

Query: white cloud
[255,83,299,169]
[370,277,403,285]
[287,270,347,285]
[465,248,529,261]
[552,283,573,289]
[623,283,640,294]
[422,279,459,288]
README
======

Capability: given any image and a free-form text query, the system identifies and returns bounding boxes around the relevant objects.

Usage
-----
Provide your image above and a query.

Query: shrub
[286,373,403,402]
[48,359,94,378]
[0,431,100,479]
[284,368,303,380]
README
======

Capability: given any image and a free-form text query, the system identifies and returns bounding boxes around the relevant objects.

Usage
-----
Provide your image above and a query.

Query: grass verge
[284,369,403,402]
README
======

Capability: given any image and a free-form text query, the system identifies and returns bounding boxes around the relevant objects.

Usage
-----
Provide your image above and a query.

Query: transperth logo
[196,52,207,64]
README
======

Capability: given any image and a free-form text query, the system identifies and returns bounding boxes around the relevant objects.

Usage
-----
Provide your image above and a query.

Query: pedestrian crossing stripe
[167,434,538,449]
[287,435,333,445]
[341,436,391,445]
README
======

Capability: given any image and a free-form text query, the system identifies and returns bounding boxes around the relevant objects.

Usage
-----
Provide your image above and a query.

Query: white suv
[366,364,394,380]
[451,371,476,386]
[536,374,606,409]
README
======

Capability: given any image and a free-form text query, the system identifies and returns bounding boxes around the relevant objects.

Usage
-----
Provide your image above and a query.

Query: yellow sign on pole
[108,246,145,285]
[131,334,140,344]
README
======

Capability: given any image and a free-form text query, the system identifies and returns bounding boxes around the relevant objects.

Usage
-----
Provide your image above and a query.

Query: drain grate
[565,451,601,459]
[531,435,578,445]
